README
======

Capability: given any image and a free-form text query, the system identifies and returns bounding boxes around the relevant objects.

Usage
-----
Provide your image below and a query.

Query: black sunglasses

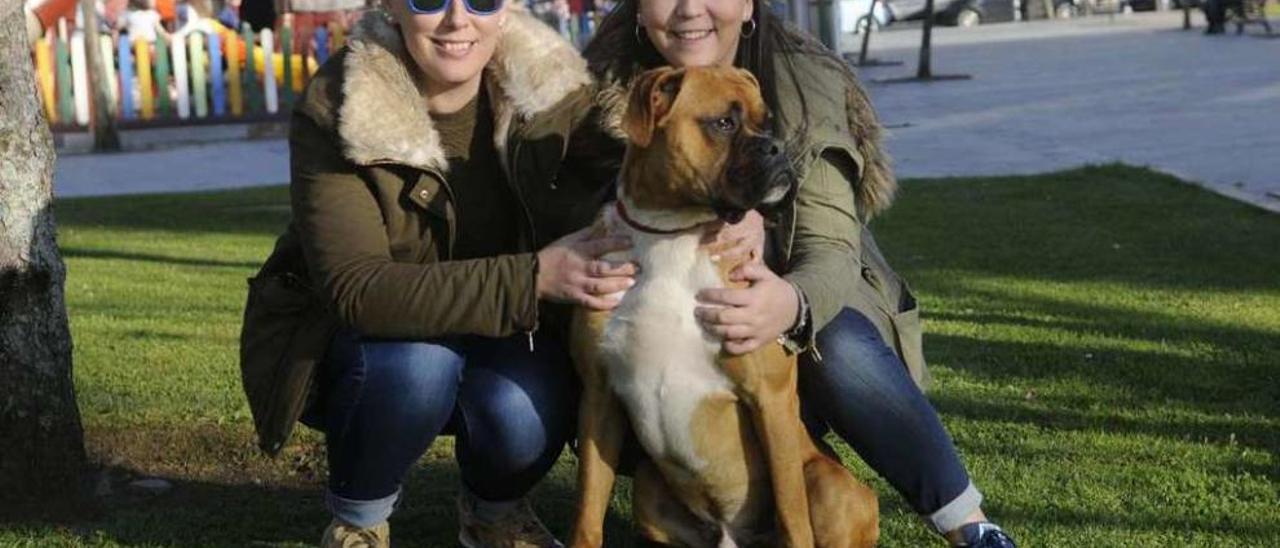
[407,0,504,15]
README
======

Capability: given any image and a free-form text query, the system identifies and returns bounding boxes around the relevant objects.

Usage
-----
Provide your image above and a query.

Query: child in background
[155,0,175,31]
[217,0,240,29]
[121,0,166,43]
[173,0,202,34]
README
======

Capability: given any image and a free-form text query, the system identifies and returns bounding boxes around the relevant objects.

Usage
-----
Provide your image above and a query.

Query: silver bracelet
[788,281,809,335]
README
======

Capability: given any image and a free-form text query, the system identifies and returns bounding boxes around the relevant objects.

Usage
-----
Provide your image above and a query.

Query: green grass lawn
[2,165,1277,547]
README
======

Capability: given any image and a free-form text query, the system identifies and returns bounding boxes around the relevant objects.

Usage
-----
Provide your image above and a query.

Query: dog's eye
[713,116,738,133]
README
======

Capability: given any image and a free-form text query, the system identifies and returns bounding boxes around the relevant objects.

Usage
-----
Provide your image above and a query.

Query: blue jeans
[301,329,578,528]
[799,307,982,534]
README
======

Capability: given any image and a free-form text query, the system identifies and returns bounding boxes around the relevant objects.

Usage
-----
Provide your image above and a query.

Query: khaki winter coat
[240,7,595,456]
[770,48,930,389]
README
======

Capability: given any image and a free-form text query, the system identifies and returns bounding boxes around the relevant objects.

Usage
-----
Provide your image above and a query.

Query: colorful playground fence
[31,17,348,128]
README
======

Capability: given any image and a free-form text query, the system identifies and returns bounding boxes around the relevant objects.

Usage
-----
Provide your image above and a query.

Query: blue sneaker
[956,522,1017,548]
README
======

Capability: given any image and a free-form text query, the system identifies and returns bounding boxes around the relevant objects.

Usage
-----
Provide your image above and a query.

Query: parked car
[887,0,1018,26]
[1126,0,1180,10]
[841,0,893,32]
[1022,0,1137,19]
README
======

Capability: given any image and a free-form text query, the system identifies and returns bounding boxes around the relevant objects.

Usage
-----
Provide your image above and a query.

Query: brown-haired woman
[559,0,1021,545]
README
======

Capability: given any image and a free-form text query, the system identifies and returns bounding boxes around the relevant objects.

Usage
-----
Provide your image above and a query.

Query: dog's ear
[733,68,760,92]
[622,67,686,148]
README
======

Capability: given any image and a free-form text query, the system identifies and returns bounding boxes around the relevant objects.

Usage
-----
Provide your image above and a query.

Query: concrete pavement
[847,11,1280,212]
[55,137,289,198]
[54,12,1280,213]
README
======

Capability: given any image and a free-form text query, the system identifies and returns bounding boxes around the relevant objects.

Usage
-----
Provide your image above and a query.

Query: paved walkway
[847,11,1280,212]
[55,137,289,198]
[55,12,1280,213]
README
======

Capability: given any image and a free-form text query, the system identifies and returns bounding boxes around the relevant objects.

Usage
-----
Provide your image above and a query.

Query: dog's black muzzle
[714,133,795,224]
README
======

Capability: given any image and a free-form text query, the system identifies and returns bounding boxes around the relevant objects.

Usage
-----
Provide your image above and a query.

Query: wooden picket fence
[33,19,345,129]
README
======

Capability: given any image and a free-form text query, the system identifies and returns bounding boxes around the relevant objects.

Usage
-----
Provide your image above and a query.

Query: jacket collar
[337,5,591,172]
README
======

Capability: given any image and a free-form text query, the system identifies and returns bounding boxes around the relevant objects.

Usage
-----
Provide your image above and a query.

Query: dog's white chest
[598,229,733,472]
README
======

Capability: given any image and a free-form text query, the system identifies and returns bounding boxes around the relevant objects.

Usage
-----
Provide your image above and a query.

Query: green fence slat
[154,37,172,117]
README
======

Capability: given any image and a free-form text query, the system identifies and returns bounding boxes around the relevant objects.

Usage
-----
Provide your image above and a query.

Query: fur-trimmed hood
[336,5,591,172]
[593,54,896,219]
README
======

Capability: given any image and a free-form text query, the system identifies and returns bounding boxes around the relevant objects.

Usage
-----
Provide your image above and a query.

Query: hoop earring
[635,23,645,43]
[741,19,757,38]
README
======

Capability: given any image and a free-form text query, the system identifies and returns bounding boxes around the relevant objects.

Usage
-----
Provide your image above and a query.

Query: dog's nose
[748,136,782,157]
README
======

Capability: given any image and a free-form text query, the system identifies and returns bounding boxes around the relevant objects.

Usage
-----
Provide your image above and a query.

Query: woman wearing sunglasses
[553,0,1021,546]
[240,0,637,546]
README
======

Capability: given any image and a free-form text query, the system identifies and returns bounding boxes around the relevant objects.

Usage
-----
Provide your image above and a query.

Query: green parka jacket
[239,6,596,456]
[770,49,930,389]
[584,45,930,389]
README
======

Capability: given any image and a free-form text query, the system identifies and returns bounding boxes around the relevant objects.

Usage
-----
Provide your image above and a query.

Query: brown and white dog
[568,66,879,548]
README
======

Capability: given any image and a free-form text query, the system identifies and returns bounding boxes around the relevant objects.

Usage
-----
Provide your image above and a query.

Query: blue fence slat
[315,26,329,66]
[208,30,226,116]
[117,37,135,120]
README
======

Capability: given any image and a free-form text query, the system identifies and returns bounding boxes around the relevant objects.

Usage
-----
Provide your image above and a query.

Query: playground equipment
[25,0,79,44]
[30,16,335,128]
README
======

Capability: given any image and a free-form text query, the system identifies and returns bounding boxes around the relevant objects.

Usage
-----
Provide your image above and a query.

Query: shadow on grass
[55,185,292,238]
[875,165,1280,293]
[857,164,1280,449]
[25,461,638,548]
[918,292,1278,420]
[919,315,1278,454]
[3,420,639,547]
[61,247,265,270]
[931,389,1280,465]
[994,504,1280,543]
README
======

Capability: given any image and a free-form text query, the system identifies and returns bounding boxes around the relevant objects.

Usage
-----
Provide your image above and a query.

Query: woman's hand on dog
[695,263,800,355]
[537,226,638,310]
[702,210,765,264]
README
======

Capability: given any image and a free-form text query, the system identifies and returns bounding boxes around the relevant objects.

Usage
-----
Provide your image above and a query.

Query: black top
[434,89,521,260]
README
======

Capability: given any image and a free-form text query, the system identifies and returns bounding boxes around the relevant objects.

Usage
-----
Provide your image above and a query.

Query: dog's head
[619,66,794,223]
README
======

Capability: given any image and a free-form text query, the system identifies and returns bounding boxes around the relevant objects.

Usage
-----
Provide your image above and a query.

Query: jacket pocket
[888,282,931,391]
[240,272,337,455]
[857,244,932,391]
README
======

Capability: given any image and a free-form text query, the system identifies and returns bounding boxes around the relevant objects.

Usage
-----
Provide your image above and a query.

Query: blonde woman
[240,1,635,546]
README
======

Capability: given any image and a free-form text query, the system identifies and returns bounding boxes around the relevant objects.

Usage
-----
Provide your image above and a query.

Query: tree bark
[0,2,88,502]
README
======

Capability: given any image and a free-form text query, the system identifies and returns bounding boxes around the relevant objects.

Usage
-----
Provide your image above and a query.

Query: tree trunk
[918,0,935,78]
[81,0,121,152]
[0,2,88,502]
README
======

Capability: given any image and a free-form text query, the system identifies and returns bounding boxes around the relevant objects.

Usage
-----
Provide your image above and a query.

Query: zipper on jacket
[506,138,542,354]
[506,141,539,250]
